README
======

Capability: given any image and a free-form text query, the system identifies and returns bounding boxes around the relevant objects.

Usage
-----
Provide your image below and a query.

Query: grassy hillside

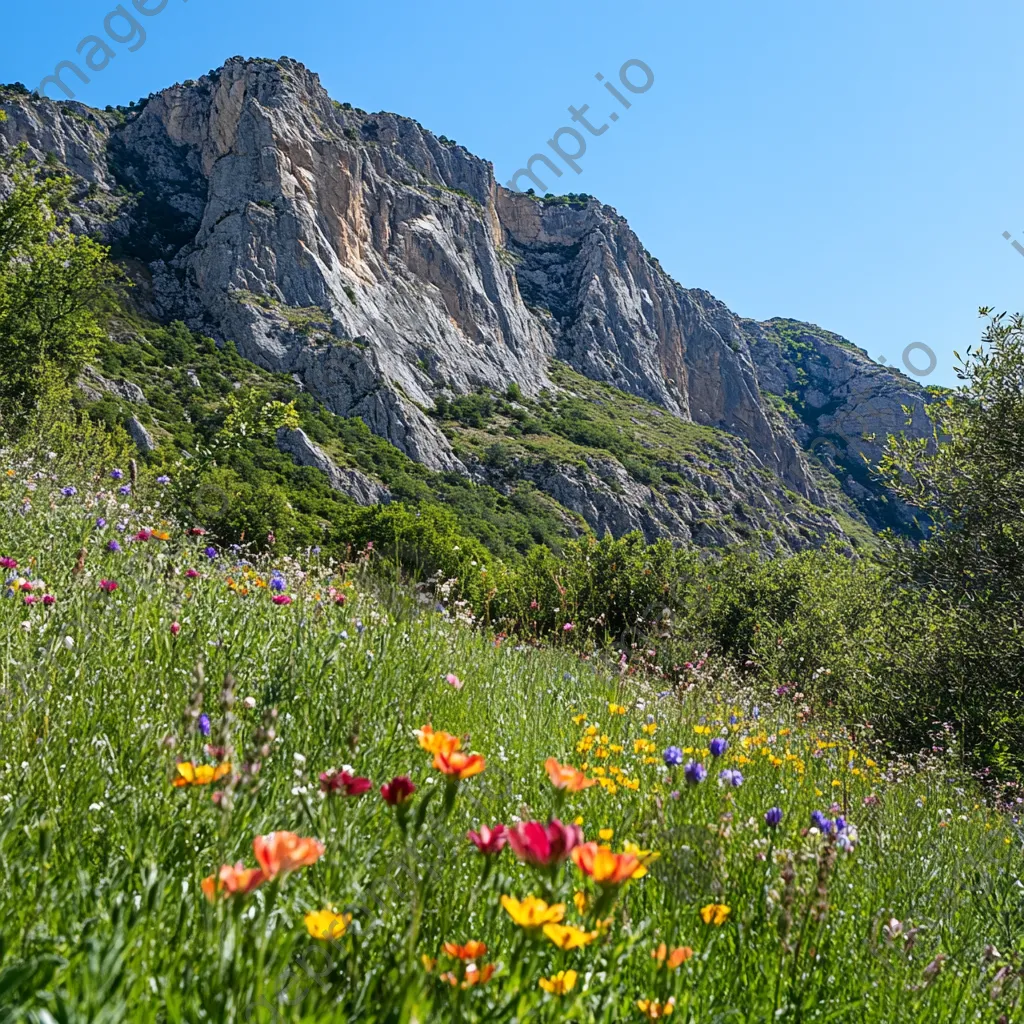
[1,467,1021,1022]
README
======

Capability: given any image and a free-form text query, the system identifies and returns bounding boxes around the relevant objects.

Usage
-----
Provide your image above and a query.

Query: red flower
[136,530,152,542]
[186,569,200,579]
[334,593,347,606]
[381,776,416,805]
[190,527,206,536]
[170,621,181,635]
[467,824,507,855]
[99,579,118,593]
[42,594,55,606]
[320,770,372,796]
[507,819,584,868]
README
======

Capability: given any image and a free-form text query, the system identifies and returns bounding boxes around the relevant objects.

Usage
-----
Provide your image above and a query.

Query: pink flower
[23,595,37,605]
[507,819,583,868]
[0,557,17,570]
[272,594,292,606]
[186,569,200,580]
[334,593,347,606]
[42,594,55,606]
[99,580,118,593]
[170,622,181,635]
[563,622,574,632]
[136,530,152,542]
[467,824,507,855]
[445,673,463,690]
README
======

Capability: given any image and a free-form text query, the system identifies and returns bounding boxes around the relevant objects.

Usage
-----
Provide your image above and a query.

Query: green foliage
[0,147,119,436]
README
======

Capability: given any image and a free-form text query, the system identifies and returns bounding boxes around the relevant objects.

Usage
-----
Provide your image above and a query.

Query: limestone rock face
[0,59,932,547]
[275,427,391,506]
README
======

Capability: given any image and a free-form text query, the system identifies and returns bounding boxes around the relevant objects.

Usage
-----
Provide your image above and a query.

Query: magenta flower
[272,594,292,606]
[99,580,118,593]
[467,824,507,855]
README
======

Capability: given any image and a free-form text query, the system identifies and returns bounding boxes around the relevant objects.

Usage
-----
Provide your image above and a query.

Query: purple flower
[663,745,684,767]
[684,760,706,785]
[709,737,728,757]
[95,518,106,529]
[835,815,847,833]
[61,486,77,497]
[107,540,122,553]
[270,576,286,592]
[118,485,131,496]
[729,714,739,725]
[751,705,760,720]
[718,768,743,787]
[811,810,833,833]
[156,475,171,486]
[204,547,217,560]
[110,469,124,480]
[765,807,783,828]
[198,713,211,737]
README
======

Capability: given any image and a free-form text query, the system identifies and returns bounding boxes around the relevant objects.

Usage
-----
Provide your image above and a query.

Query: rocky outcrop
[126,416,156,453]
[276,427,391,506]
[0,59,933,548]
[78,366,147,405]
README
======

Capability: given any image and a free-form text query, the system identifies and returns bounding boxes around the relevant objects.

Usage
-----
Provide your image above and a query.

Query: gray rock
[276,427,391,506]
[78,366,147,405]
[126,416,156,453]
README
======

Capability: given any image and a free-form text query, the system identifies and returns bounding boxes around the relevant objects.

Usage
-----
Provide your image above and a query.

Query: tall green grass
[0,464,1022,1023]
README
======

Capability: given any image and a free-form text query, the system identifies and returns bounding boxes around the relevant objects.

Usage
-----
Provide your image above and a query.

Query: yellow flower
[599,828,614,841]
[622,841,660,877]
[304,910,351,940]
[642,723,657,735]
[573,890,588,916]
[608,703,627,715]
[572,713,587,725]
[637,996,675,1019]
[693,725,710,736]
[699,903,731,926]
[539,969,577,995]
[501,895,565,929]
[610,744,624,754]
[543,923,598,949]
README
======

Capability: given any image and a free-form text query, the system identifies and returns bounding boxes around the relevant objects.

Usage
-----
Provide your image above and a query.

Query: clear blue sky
[7,0,1024,388]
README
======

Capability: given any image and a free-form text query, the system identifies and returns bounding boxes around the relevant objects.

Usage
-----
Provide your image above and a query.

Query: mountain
[0,58,932,551]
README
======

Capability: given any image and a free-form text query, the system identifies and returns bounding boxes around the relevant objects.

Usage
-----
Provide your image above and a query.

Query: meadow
[1,464,1023,1024]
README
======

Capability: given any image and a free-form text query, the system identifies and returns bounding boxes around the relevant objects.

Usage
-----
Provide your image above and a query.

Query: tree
[0,142,118,437]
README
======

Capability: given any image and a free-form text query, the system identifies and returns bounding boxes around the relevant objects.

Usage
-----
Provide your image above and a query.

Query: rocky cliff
[0,58,931,549]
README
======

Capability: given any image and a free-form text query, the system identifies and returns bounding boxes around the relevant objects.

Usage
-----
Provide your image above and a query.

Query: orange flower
[151,530,171,542]
[441,963,495,988]
[415,724,461,758]
[571,842,644,886]
[545,757,597,792]
[443,940,488,960]
[652,943,694,969]
[699,903,731,926]
[200,862,266,901]
[252,831,325,878]
[434,750,486,779]
[174,761,231,787]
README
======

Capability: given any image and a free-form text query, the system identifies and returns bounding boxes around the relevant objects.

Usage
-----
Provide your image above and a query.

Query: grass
[1,465,1022,1023]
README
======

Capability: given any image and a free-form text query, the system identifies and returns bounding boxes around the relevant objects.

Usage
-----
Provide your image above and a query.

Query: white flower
[242,696,256,709]
[63,636,75,650]
[89,802,104,812]
[293,752,306,764]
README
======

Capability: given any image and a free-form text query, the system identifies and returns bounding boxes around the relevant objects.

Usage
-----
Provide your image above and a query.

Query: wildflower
[320,769,372,796]
[201,862,266,901]
[173,761,231,787]
[507,819,583,867]
[136,530,152,542]
[709,737,728,757]
[652,943,693,969]
[563,622,574,632]
[718,768,743,787]
[204,547,217,560]
[42,594,55,606]
[810,810,833,833]
[414,724,460,759]
[269,576,286,592]
[539,969,577,995]
[622,841,660,876]
[380,776,416,805]
[151,530,171,542]
[765,807,783,828]
[106,540,121,553]
[501,894,566,930]
[242,696,256,710]
[442,963,495,988]
[443,940,487,960]
[599,828,614,840]
[444,673,463,689]
[434,749,485,779]
[305,910,352,940]
[186,568,200,579]
[157,475,171,485]
[61,486,77,497]
[545,757,596,792]
[684,761,706,785]
[543,923,598,949]
[272,595,293,606]
[699,903,731,926]
[572,843,648,887]
[636,997,675,1019]
[253,831,325,878]
[663,746,684,767]
[111,469,124,480]
[467,824,507,854]
[0,558,16,570]
[170,621,181,636]
[198,714,211,737]
[118,485,131,496]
